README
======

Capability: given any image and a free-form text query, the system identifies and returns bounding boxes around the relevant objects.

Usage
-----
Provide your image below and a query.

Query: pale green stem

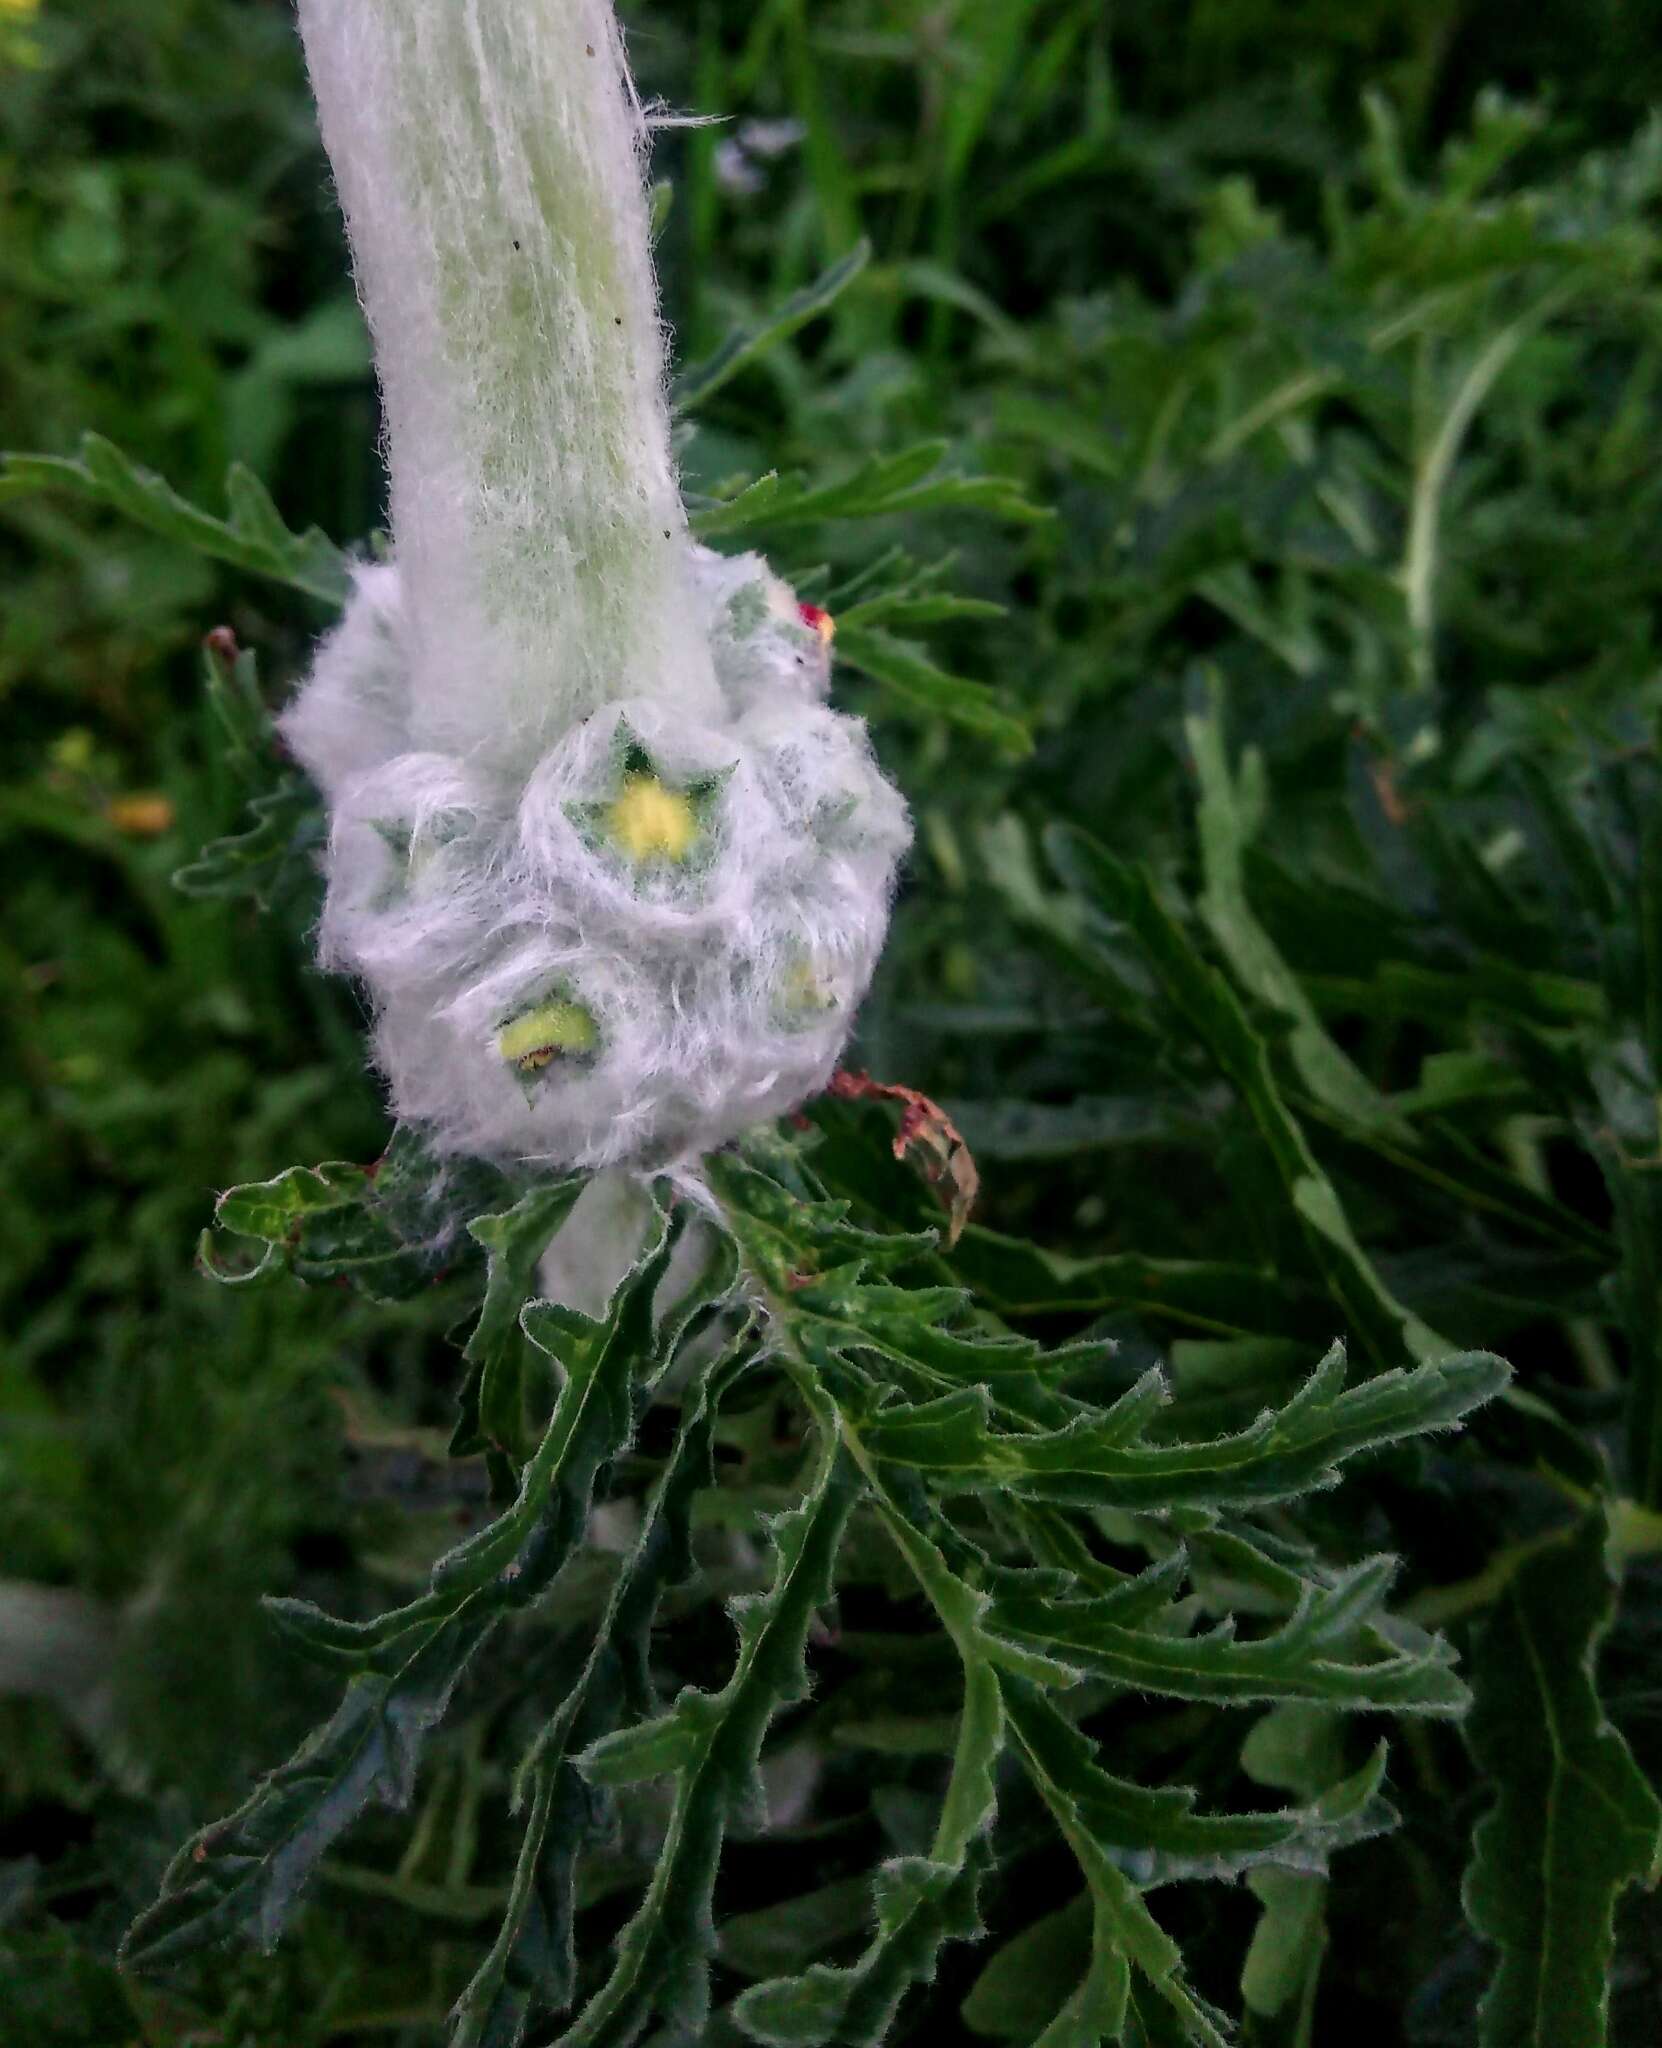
[298,0,720,768]
[1204,368,1337,467]
[1398,287,1575,697]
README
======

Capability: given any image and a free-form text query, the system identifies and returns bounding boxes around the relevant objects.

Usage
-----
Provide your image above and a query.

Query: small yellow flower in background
[497,999,598,1077]
[0,0,44,71]
[48,727,96,777]
[606,773,699,864]
[107,793,176,839]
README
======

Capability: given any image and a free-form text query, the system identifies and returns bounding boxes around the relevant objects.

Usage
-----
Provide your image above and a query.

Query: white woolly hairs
[297,0,715,763]
[284,1,910,1171]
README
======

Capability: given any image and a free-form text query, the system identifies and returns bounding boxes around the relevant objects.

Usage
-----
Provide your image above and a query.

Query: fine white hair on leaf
[286,3,911,1171]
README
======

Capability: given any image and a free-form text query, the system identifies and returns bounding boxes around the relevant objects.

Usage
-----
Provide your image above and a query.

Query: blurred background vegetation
[6,2,1662,2042]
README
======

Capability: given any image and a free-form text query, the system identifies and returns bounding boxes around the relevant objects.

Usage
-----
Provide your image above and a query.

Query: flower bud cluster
[283,548,908,1168]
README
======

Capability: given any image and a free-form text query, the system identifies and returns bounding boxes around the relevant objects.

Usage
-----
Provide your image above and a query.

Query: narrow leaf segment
[1464,1513,1662,2048]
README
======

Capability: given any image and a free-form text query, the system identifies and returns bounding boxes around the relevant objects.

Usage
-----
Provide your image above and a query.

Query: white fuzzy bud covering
[285,2,909,1170]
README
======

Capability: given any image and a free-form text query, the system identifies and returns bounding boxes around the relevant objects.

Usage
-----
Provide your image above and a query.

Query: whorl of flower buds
[285,0,908,1168]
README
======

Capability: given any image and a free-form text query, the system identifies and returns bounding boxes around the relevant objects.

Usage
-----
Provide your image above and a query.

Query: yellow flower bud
[605,773,700,864]
[497,1000,598,1076]
[775,952,835,1027]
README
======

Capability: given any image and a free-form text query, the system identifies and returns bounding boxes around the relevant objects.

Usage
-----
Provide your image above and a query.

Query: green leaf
[673,241,871,412]
[732,1513,1002,2045]
[1236,1706,1350,2029]
[451,1335,757,2048]
[835,591,1006,632]
[156,1120,1510,2039]
[1008,1675,1229,2048]
[1186,672,1409,1138]
[951,1227,1321,1338]
[1032,1912,1132,2048]
[703,1138,1485,2044]
[199,630,274,778]
[1,433,352,605]
[834,622,1032,755]
[705,1146,1082,1437]
[688,442,1045,541]
[453,1178,589,1463]
[201,1155,425,1297]
[1003,1681,1392,1889]
[0,1928,145,2045]
[962,1894,1095,2040]
[122,1605,495,1969]
[1599,1103,1662,1508]
[732,1837,994,2046]
[1463,1512,1662,2048]
[202,1127,508,1303]
[724,1359,1025,2046]
[1045,824,1446,1371]
[994,1553,1469,1716]
[172,774,323,907]
[719,1877,880,1983]
[172,634,328,907]
[563,1435,860,2047]
[858,1340,1506,1516]
[1240,1869,1325,2023]
[274,1200,680,1668]
[944,1091,1223,1161]
[126,1202,682,1973]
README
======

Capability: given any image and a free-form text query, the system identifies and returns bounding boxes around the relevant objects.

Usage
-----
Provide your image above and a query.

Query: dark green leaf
[689,443,1045,540]
[835,623,1032,756]
[172,775,323,907]
[453,1178,589,1463]
[673,242,871,413]
[1,433,352,605]
[1464,1513,1662,2048]
[859,1340,1506,1515]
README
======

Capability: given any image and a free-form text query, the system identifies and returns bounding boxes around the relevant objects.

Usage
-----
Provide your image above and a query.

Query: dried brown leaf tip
[827,1067,979,1247]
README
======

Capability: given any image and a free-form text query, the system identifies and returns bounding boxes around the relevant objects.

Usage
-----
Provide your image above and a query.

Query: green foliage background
[5,2,1662,2043]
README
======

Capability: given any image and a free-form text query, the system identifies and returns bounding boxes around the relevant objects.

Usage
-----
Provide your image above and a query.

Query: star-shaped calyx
[568,722,731,877]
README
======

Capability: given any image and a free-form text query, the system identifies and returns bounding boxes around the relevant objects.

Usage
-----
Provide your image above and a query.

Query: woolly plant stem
[297,0,720,768]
